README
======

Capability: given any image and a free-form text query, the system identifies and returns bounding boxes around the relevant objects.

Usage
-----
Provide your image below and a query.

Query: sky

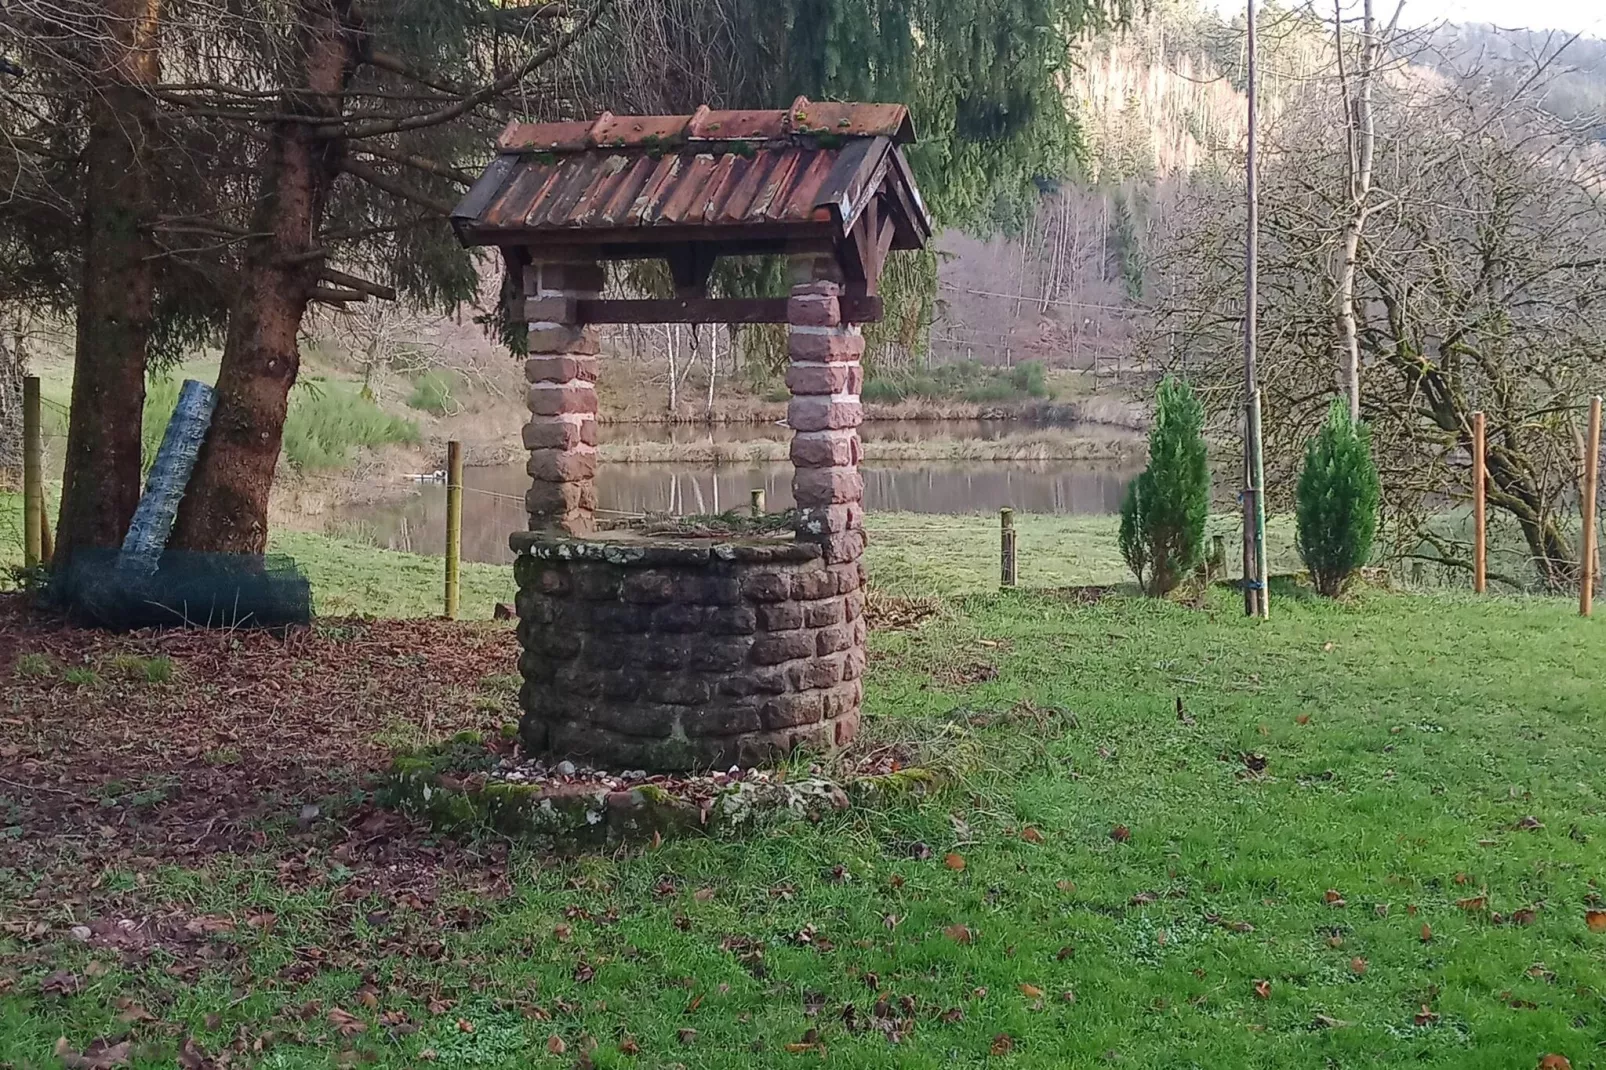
[1204,0,1603,35]
[1400,0,1601,33]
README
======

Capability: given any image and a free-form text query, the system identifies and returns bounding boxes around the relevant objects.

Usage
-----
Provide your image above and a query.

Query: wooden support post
[445,441,462,620]
[1472,411,1486,594]
[1000,508,1018,588]
[750,488,766,518]
[1581,396,1601,618]
[22,376,42,568]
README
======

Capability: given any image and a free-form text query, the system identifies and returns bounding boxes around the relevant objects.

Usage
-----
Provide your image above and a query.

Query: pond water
[333,421,1143,565]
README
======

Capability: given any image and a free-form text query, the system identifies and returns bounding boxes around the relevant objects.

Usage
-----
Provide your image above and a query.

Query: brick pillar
[523,260,604,536]
[787,276,866,565]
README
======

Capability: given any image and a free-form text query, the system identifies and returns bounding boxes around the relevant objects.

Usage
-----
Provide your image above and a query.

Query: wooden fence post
[1472,411,1486,594]
[1581,396,1601,618]
[750,488,765,518]
[1000,508,1017,588]
[445,441,462,620]
[22,376,41,568]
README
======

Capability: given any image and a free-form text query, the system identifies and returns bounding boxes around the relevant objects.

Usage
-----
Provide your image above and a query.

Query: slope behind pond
[0,528,1602,1068]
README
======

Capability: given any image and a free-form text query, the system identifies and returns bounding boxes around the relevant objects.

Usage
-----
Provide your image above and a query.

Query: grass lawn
[2,516,1604,1068]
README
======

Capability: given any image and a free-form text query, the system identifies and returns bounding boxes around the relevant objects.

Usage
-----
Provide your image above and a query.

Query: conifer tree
[1119,377,1209,596]
[1296,401,1380,597]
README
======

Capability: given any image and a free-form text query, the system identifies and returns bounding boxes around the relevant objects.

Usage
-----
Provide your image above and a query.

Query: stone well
[512,533,866,770]
[511,267,869,771]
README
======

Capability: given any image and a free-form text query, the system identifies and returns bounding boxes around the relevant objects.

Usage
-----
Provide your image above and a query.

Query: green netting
[48,549,313,631]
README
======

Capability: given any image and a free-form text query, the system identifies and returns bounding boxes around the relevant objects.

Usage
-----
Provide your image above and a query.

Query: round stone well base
[512,530,866,771]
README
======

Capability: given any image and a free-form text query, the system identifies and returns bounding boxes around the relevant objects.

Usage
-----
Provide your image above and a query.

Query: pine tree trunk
[54,0,161,564]
[170,0,357,553]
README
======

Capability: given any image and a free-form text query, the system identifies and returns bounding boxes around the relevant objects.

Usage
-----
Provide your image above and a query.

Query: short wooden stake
[1472,411,1487,594]
[444,440,462,620]
[1000,507,1018,588]
[750,488,765,518]
[1581,396,1601,617]
[22,376,42,568]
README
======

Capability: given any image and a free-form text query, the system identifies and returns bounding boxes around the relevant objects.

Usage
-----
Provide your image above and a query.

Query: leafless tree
[1151,37,1606,590]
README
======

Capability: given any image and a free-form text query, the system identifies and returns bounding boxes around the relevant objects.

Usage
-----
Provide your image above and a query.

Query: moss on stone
[847,767,942,804]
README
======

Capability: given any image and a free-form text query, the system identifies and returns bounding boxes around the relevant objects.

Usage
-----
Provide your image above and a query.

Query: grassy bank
[598,429,1144,466]
[3,516,1603,1068]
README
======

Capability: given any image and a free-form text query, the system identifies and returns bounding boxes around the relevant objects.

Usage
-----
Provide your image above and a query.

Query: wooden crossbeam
[520,295,883,325]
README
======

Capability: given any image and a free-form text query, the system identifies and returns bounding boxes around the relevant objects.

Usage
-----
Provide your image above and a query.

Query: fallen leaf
[1312,1013,1347,1029]
[115,1001,156,1024]
[1453,872,1471,885]
[1457,896,1488,912]
[1585,910,1606,933]
[546,1034,566,1055]
[1516,815,1544,830]
[456,1019,474,1033]
[175,1038,214,1070]
[1019,984,1043,999]
[1021,826,1045,845]
[617,1036,639,1056]
[1324,889,1347,908]
[1242,752,1268,773]
[938,1007,964,1023]
[53,1037,132,1070]
[1350,957,1368,976]
[1510,908,1538,926]
[1295,713,1311,725]
[944,924,974,945]
[1420,923,1433,943]
[989,1033,1014,1056]
[40,971,81,996]
[1538,1056,1572,1070]
[1056,945,1075,961]
[1055,880,1076,893]
[327,1008,366,1037]
[677,1027,697,1045]
[944,853,966,871]
[694,887,715,903]
[1413,1004,1439,1026]
[553,924,573,943]
[1253,979,1271,999]
[1110,825,1131,843]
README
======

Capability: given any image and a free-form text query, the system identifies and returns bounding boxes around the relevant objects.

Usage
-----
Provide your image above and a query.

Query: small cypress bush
[1295,401,1381,597]
[1119,377,1210,595]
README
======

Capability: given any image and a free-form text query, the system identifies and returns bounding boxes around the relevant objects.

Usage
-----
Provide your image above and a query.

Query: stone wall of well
[513,539,866,771]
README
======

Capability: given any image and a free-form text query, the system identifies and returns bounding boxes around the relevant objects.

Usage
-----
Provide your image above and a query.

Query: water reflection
[337,455,1140,566]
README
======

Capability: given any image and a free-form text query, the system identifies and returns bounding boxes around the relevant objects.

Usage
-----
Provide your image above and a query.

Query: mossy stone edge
[378,732,940,844]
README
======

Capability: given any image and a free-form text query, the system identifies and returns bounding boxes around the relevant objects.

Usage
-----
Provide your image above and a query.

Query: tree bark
[54,0,161,564]
[1335,0,1376,426]
[171,0,359,553]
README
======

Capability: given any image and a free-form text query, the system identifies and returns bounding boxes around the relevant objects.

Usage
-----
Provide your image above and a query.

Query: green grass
[862,360,1051,406]
[406,370,461,416]
[268,528,512,619]
[6,573,1605,1067]
[140,372,420,475]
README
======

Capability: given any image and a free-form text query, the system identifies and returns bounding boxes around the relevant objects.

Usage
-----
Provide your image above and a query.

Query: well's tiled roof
[451,99,931,252]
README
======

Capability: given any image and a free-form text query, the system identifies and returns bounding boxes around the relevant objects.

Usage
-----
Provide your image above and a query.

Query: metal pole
[22,376,42,568]
[1243,0,1267,618]
[1251,389,1269,618]
[1581,396,1601,617]
[1000,507,1018,588]
[1472,411,1486,594]
[445,440,462,620]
